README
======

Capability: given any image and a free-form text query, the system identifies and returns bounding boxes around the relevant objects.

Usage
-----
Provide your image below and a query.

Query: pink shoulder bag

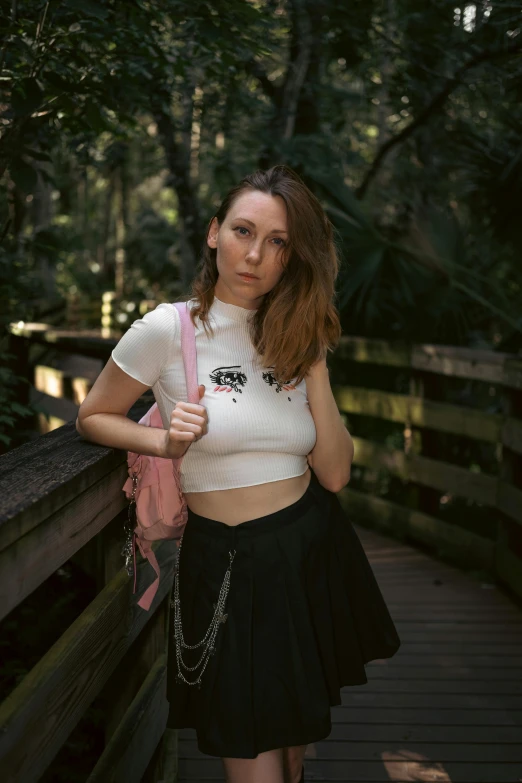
[121,301,199,611]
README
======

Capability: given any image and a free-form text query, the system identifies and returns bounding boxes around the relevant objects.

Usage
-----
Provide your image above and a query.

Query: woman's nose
[245,242,263,263]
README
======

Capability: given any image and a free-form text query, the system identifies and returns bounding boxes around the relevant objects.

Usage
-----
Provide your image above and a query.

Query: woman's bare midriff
[185,465,312,526]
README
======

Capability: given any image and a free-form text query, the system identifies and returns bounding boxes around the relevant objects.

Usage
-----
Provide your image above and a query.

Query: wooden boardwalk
[175,524,522,782]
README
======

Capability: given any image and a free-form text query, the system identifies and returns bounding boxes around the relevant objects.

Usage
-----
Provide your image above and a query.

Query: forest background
[1,0,521,448]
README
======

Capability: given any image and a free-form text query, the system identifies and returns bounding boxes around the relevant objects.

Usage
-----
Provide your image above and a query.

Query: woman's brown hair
[182,164,342,386]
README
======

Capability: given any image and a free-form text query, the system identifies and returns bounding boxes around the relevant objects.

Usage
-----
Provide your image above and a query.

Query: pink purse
[121,301,199,611]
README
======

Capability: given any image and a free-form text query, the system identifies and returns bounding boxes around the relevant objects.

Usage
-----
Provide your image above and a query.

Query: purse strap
[174,301,199,405]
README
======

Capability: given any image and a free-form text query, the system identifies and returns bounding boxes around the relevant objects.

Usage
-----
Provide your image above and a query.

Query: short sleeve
[111,302,180,387]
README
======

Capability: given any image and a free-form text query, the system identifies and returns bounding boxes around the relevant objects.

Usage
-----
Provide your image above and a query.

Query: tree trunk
[98,172,115,281]
[30,161,55,297]
[153,104,203,289]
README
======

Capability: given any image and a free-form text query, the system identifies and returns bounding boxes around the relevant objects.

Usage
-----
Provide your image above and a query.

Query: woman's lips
[237,273,258,280]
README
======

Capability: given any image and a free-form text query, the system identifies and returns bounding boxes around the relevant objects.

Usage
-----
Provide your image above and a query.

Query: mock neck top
[111,296,316,492]
[210,295,258,322]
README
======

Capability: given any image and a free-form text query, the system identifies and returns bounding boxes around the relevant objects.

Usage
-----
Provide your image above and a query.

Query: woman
[76,165,401,783]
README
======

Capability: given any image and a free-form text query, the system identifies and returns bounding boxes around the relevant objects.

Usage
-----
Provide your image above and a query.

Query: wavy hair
[181,164,342,386]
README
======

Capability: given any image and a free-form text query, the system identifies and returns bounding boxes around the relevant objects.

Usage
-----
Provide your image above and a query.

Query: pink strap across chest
[174,301,200,405]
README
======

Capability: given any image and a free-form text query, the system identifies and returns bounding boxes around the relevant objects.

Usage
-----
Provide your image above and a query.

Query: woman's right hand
[163,384,208,459]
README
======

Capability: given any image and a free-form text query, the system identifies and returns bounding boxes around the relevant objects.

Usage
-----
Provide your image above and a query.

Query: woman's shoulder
[137,301,181,332]
[129,297,203,342]
[113,301,181,358]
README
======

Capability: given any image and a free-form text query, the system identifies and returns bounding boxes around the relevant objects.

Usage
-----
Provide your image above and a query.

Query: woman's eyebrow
[232,217,288,234]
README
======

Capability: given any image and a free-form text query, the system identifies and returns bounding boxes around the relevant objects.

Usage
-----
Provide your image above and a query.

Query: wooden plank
[177,757,522,782]
[344,678,522,694]
[34,365,67,399]
[367,653,522,666]
[391,631,522,643]
[0,539,176,783]
[340,692,522,709]
[411,342,507,383]
[497,479,522,526]
[332,386,501,443]
[389,643,522,656]
[0,422,122,548]
[314,743,522,762]
[503,356,522,391]
[351,437,498,505]
[7,323,118,361]
[30,387,79,423]
[181,737,522,761]
[338,488,495,571]
[503,415,522,455]
[334,337,522,389]
[326,723,522,742]
[34,364,93,405]
[330,706,522,724]
[380,604,521,617]
[495,534,522,601]
[365,665,522,680]
[334,336,411,368]
[87,654,169,783]
[304,760,522,782]
[0,398,150,551]
[0,463,129,620]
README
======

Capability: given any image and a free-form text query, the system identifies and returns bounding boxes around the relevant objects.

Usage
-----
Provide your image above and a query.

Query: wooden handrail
[335,336,522,389]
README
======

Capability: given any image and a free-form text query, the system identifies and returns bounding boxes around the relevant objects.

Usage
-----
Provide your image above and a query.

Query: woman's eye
[233,227,285,246]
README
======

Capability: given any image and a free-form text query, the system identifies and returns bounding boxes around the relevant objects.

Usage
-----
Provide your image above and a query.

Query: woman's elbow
[325,469,351,494]
[75,415,89,438]
[76,409,94,439]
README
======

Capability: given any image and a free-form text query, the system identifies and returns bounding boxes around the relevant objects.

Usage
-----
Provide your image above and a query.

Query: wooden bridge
[177,523,522,781]
[1,323,521,781]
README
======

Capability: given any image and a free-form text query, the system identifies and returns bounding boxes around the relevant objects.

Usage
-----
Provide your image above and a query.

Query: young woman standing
[77,165,401,783]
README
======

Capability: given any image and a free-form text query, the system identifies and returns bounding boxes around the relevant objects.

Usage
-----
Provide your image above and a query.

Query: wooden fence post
[6,332,31,408]
[404,370,423,512]
[495,368,522,598]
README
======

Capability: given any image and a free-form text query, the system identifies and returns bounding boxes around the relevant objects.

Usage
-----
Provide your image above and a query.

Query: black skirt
[165,469,401,759]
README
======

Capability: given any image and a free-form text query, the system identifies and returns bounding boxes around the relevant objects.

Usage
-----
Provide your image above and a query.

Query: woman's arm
[76,358,206,459]
[305,358,354,493]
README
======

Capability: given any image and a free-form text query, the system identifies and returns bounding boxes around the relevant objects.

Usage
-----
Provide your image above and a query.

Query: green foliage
[0,0,520,351]
[0,249,38,449]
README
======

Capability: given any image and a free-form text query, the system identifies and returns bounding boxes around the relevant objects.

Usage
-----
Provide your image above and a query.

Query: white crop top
[111,296,317,492]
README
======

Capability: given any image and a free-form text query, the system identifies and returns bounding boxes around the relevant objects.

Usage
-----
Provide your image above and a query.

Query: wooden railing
[1,328,521,781]
[0,398,179,782]
[6,301,158,435]
[330,338,522,601]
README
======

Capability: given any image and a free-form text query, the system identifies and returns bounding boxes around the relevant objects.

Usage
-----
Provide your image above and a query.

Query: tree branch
[356,39,522,200]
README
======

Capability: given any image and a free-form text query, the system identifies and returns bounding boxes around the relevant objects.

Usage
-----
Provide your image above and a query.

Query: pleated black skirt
[165,469,401,758]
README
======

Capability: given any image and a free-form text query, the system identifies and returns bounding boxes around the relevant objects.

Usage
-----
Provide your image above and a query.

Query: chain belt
[170,474,323,689]
[171,529,236,689]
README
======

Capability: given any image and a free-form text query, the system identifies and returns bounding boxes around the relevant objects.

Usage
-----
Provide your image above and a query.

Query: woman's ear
[207,217,219,249]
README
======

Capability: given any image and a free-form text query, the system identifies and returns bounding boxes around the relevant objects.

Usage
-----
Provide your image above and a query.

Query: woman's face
[208,190,288,310]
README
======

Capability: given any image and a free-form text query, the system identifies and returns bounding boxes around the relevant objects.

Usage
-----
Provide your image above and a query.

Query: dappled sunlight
[381,749,451,782]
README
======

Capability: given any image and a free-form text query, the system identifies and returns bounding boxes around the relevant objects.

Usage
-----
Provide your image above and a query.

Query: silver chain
[171,532,236,688]
[121,473,138,577]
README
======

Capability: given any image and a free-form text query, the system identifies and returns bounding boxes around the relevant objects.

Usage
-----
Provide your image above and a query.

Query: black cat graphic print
[209,366,248,403]
[262,368,296,401]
